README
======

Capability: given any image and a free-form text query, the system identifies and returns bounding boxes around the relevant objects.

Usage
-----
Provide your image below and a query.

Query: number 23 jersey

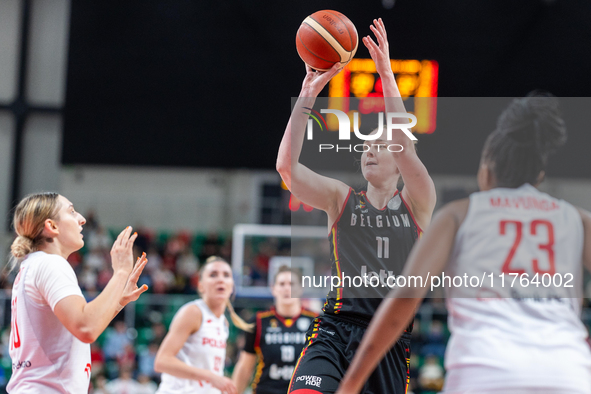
[444,184,591,392]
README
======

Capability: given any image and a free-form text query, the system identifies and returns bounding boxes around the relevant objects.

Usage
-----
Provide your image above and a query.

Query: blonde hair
[8,192,61,270]
[200,256,254,333]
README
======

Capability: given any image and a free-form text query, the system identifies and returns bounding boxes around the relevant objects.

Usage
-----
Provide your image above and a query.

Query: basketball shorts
[288,315,411,394]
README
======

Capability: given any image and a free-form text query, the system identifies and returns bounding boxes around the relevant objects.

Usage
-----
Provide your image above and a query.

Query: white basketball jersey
[444,184,591,393]
[157,299,229,394]
[7,252,91,394]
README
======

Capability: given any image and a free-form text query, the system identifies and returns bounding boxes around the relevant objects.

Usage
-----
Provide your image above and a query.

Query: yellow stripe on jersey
[252,346,264,393]
[331,227,345,314]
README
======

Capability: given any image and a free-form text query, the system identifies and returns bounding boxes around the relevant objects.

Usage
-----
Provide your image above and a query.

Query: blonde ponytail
[226,299,254,333]
[7,192,61,272]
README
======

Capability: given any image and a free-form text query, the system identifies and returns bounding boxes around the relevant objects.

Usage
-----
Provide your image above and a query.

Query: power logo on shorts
[295,375,322,388]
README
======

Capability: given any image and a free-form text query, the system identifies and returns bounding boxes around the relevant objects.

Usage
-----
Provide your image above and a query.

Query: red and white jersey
[157,299,229,394]
[7,251,91,394]
[444,184,591,393]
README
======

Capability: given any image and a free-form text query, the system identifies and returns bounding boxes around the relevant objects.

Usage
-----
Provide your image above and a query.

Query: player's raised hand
[120,252,149,307]
[363,18,392,76]
[301,62,343,97]
[110,226,138,275]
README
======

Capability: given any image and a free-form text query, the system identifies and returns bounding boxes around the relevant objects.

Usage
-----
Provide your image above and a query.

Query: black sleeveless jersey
[323,188,422,323]
[243,307,317,394]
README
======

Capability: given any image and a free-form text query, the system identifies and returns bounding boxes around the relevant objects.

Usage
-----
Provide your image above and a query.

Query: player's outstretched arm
[232,351,257,394]
[154,304,238,394]
[54,227,148,343]
[364,18,436,229]
[277,64,350,224]
[336,200,467,394]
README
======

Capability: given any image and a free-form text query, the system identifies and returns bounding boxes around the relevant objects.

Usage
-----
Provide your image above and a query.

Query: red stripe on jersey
[329,187,353,235]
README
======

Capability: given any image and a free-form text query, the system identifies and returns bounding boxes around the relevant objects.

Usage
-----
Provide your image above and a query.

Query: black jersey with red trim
[243,307,317,394]
[323,188,422,323]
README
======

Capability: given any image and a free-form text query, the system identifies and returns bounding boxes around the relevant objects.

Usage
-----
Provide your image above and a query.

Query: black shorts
[288,315,411,394]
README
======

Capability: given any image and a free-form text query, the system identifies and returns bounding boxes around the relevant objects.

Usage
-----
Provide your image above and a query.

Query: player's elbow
[276,162,292,190]
[154,355,167,374]
[73,326,99,344]
[276,157,289,177]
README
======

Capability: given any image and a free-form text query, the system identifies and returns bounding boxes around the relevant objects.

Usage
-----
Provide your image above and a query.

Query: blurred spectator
[166,233,188,256]
[219,238,232,262]
[151,323,166,345]
[83,210,99,234]
[420,320,447,359]
[80,266,98,293]
[198,232,221,262]
[87,225,113,252]
[97,268,113,291]
[105,368,141,393]
[418,355,444,391]
[91,375,109,394]
[151,267,175,294]
[177,247,198,278]
[161,251,177,272]
[133,227,152,253]
[251,238,279,286]
[90,342,105,377]
[84,248,109,272]
[145,247,163,274]
[117,343,137,371]
[103,321,132,361]
[138,342,160,381]
[136,374,158,394]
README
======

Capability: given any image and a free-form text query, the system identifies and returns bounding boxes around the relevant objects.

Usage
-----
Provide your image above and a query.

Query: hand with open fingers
[110,226,139,276]
[363,18,392,76]
[120,252,149,307]
[301,62,343,97]
[209,374,237,394]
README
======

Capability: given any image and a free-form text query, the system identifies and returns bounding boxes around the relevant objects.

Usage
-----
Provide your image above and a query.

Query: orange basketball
[296,10,359,71]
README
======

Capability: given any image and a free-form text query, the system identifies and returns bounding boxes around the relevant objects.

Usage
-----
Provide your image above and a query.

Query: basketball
[296,10,359,71]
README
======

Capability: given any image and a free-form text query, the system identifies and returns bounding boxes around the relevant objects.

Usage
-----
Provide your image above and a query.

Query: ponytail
[8,235,36,271]
[225,299,254,333]
[483,92,566,188]
[7,192,60,272]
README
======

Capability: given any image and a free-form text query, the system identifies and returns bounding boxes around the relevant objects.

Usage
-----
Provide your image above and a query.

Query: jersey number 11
[376,236,390,259]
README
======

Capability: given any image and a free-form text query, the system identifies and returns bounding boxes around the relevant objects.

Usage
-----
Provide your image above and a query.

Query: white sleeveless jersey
[7,251,91,394]
[444,184,591,393]
[157,299,229,394]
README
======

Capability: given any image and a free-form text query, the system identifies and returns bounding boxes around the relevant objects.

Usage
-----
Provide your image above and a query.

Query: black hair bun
[497,90,566,153]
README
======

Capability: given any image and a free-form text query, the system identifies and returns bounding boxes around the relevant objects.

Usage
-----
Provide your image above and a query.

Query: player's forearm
[231,361,254,393]
[154,354,214,382]
[277,96,316,188]
[77,270,129,342]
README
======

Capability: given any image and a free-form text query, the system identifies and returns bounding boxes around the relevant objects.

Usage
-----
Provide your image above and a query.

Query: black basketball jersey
[243,307,317,394]
[323,188,421,323]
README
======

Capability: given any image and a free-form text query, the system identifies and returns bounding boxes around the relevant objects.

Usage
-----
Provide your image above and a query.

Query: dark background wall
[63,0,591,175]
